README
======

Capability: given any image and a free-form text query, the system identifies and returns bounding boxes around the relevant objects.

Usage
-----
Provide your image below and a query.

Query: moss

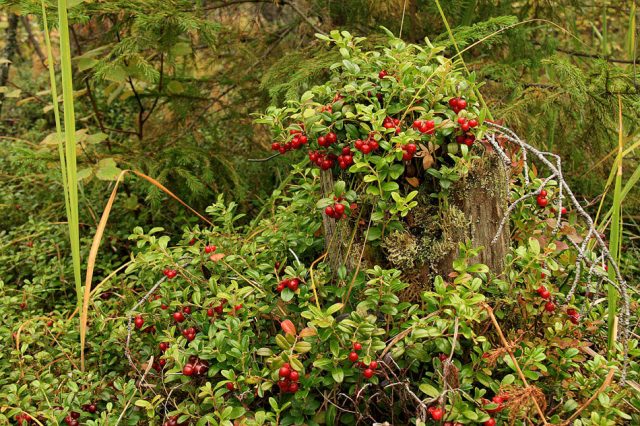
[382,231,419,270]
[416,204,468,266]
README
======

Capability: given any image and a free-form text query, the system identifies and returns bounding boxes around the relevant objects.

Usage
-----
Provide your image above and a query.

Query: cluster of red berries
[163,268,178,279]
[277,363,300,393]
[317,131,338,147]
[207,301,226,316]
[81,403,98,414]
[347,342,378,379]
[163,416,188,426]
[427,406,444,421]
[204,244,217,253]
[537,285,556,312]
[483,394,508,414]
[536,189,549,207]
[183,356,209,377]
[401,143,417,161]
[567,308,580,324]
[272,129,308,153]
[455,133,476,147]
[134,315,144,329]
[325,199,350,220]
[456,116,478,132]
[320,104,332,113]
[182,326,197,342]
[412,119,435,134]
[276,277,301,292]
[354,135,379,154]
[308,150,337,170]
[337,146,354,169]
[448,97,468,113]
[382,116,401,134]
[64,412,80,426]
[14,414,33,425]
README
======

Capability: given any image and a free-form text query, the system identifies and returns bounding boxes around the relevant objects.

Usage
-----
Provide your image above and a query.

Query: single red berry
[226,382,234,391]
[353,342,362,351]
[335,203,345,215]
[159,342,169,352]
[457,117,466,125]
[325,206,335,217]
[326,132,337,144]
[369,360,378,369]
[207,308,215,317]
[317,136,327,146]
[540,289,551,299]
[378,70,387,79]
[234,304,242,311]
[173,312,185,323]
[540,189,548,197]
[430,407,444,420]
[561,207,567,215]
[288,382,299,393]
[182,364,194,376]
[537,196,548,207]
[363,368,374,379]
[469,119,478,128]
[289,371,299,381]
[448,98,458,107]
[545,301,556,312]
[348,352,359,362]
[183,306,191,314]
[279,366,291,378]
[458,99,467,109]
[537,285,547,295]
[134,315,144,329]
[484,419,496,426]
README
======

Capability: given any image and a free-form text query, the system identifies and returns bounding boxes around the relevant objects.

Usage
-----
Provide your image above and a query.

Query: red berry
[348,352,359,362]
[469,119,478,128]
[205,245,217,253]
[540,189,548,197]
[325,206,335,217]
[457,117,466,125]
[234,304,242,311]
[561,207,567,215]
[334,203,345,215]
[378,70,387,79]
[540,289,551,299]
[173,312,185,323]
[545,301,556,312]
[289,371,299,381]
[484,419,496,426]
[159,342,169,352]
[326,132,337,144]
[134,315,144,329]
[430,407,444,420]
[458,99,467,109]
[288,382,299,393]
[271,143,280,151]
[537,196,548,207]
[353,342,362,351]
[363,368,374,379]
[369,360,378,369]
[317,136,327,146]
[405,143,417,154]
[207,308,215,317]
[183,364,194,376]
[279,366,291,378]
[183,306,191,314]
[288,278,299,292]
[448,98,458,107]
[537,285,547,295]
[226,382,234,390]
[276,282,285,292]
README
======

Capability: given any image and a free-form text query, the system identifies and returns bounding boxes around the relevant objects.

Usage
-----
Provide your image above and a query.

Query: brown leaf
[406,177,420,187]
[422,150,435,169]
[209,253,225,262]
[299,327,317,338]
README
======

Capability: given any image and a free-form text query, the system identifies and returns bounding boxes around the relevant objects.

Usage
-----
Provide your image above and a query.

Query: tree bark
[0,13,19,115]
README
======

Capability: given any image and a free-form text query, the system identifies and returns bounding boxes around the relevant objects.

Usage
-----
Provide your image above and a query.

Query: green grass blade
[57,0,83,305]
[40,2,71,230]
[607,96,624,354]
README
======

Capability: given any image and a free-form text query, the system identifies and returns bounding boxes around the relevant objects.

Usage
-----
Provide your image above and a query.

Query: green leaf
[331,368,344,383]
[95,158,122,181]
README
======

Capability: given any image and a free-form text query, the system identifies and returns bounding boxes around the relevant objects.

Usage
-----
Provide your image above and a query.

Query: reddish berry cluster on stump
[337,146,354,169]
[277,363,300,393]
[276,278,301,292]
[325,201,349,220]
[308,150,337,170]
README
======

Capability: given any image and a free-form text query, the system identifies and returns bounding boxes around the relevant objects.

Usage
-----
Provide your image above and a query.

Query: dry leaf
[406,177,420,187]
[209,253,225,262]
[281,319,296,336]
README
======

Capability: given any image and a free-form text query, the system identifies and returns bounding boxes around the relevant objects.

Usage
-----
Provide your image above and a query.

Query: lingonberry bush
[1,31,638,426]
